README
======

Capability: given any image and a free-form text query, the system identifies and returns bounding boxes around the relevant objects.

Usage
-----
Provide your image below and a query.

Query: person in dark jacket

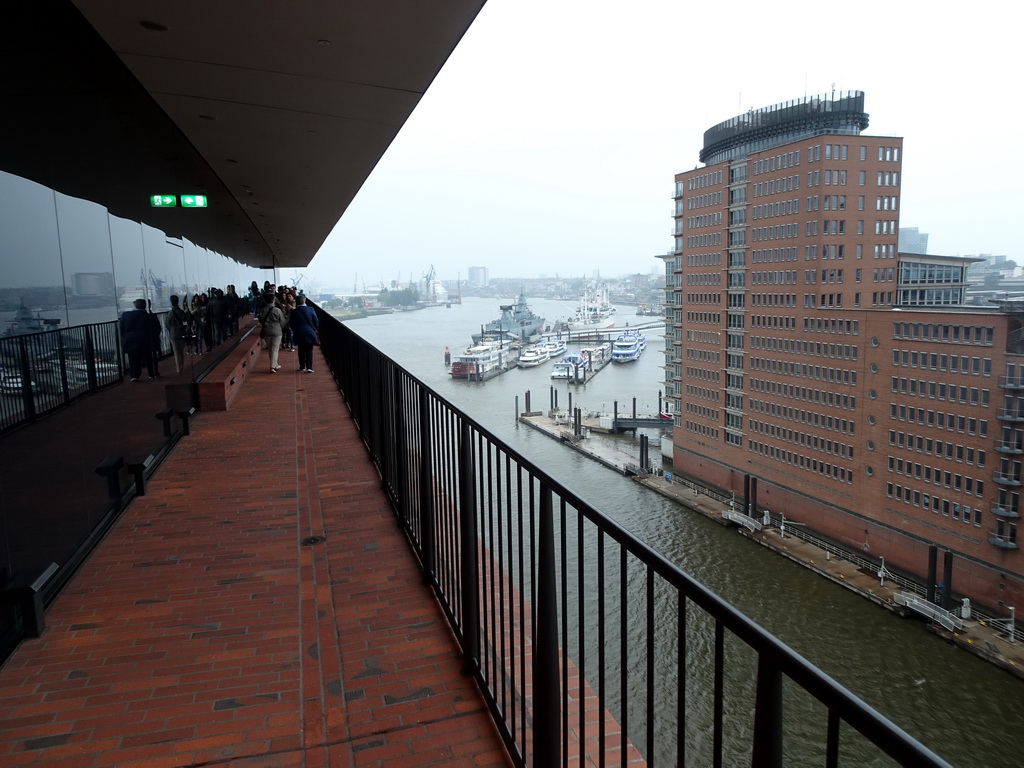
[289,295,320,372]
[120,298,153,381]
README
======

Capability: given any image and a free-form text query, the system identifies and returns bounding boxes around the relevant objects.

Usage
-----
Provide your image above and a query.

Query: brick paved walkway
[0,344,512,768]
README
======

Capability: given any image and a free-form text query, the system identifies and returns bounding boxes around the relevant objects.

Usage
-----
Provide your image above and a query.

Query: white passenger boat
[517,345,550,368]
[611,329,647,363]
[541,338,567,357]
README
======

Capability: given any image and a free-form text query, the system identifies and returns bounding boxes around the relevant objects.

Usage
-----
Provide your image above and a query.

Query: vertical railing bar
[529,474,537,640]
[620,548,628,767]
[577,507,586,766]
[496,453,508,723]
[533,482,560,768]
[393,368,407,528]
[598,530,606,768]
[678,594,687,768]
[445,407,458,609]
[751,654,783,768]
[559,496,569,767]
[826,710,841,768]
[418,387,435,582]
[713,621,724,768]
[442,407,457,617]
[484,440,496,689]
[458,419,479,673]
[646,565,655,767]
[516,464,527,753]
[483,442,494,693]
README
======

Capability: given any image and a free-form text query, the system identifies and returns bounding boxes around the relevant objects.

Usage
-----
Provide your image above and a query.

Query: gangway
[894,592,964,632]
[723,506,763,531]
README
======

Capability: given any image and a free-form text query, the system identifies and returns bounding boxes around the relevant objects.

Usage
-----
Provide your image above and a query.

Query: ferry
[449,342,517,380]
[611,329,647,363]
[517,345,550,368]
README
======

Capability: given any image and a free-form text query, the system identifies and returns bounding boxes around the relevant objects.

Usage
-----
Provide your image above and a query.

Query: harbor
[519,398,1024,681]
[341,296,1024,768]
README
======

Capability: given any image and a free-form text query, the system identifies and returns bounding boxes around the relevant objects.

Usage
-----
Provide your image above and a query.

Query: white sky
[307,0,1021,290]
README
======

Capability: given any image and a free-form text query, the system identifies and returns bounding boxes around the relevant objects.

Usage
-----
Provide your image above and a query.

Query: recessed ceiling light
[317,39,331,46]
[198,114,215,121]
[140,21,169,32]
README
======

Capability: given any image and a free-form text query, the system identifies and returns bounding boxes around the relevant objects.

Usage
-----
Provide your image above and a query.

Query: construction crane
[423,265,436,302]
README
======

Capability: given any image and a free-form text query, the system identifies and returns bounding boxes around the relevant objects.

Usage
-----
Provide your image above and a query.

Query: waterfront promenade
[0,344,511,767]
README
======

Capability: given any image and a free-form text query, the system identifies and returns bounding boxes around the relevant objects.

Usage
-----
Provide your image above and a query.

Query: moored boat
[611,329,647,363]
[472,291,546,344]
[517,345,550,368]
[551,351,590,380]
[541,337,566,357]
[566,285,616,331]
[449,342,518,380]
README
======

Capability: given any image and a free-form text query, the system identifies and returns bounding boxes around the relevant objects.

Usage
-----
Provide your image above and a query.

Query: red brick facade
[668,125,1023,611]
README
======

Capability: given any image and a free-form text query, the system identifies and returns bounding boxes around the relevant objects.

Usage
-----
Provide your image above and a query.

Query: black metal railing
[0,320,125,433]
[315,307,952,768]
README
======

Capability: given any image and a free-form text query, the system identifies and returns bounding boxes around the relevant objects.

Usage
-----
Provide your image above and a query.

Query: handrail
[314,306,953,768]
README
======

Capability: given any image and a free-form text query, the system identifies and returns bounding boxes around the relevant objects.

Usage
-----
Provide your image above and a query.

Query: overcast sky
[305,0,1020,291]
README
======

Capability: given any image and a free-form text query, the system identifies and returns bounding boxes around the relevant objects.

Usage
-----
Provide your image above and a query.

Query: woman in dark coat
[288,295,319,372]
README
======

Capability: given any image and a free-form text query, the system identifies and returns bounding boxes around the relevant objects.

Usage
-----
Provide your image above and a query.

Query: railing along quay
[316,306,954,768]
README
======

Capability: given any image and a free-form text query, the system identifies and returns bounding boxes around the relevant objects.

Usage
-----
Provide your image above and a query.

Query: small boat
[541,338,566,357]
[449,342,517,380]
[611,329,647,363]
[517,345,550,368]
[551,351,591,380]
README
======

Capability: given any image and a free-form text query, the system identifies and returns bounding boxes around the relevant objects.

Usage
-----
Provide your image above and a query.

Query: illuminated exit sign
[149,195,208,207]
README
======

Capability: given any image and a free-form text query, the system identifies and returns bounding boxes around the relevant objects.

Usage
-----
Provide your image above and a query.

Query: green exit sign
[150,195,177,207]
[181,195,208,207]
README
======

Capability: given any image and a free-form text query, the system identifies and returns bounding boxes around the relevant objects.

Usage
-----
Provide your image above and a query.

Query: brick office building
[664,92,1023,612]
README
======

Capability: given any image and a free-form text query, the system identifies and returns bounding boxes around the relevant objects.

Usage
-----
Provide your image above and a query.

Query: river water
[343,296,1023,768]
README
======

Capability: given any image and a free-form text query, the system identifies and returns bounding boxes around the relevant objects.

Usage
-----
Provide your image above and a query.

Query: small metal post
[1011,606,1017,644]
[178,406,196,435]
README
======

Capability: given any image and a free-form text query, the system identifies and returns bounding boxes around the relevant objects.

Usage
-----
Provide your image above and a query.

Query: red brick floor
[0,344,513,768]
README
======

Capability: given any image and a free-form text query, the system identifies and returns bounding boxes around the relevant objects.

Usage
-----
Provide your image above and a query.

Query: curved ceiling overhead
[1,1,486,268]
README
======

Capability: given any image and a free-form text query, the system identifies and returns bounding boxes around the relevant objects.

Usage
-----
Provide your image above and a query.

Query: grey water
[344,297,1024,768]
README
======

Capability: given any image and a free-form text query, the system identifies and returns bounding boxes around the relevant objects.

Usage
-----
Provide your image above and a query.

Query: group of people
[119,282,319,381]
[251,281,320,374]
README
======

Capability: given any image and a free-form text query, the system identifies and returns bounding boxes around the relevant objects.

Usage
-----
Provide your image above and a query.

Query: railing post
[751,654,783,768]
[419,387,435,581]
[393,368,407,527]
[84,325,99,390]
[534,483,561,768]
[458,419,479,674]
[17,337,36,421]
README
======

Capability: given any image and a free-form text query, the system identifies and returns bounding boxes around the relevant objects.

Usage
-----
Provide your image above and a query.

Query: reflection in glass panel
[55,192,118,327]
[0,171,65,335]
